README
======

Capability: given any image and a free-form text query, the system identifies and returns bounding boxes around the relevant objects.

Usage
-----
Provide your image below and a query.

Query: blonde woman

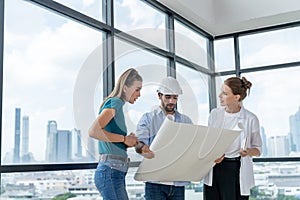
[89,68,142,200]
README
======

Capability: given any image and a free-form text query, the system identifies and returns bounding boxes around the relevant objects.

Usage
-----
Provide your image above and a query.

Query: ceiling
[157,0,300,36]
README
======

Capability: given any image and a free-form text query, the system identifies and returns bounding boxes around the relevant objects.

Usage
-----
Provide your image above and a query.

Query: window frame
[1,0,300,180]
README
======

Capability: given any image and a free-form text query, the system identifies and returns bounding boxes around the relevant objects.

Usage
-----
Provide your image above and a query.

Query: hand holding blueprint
[134,117,241,181]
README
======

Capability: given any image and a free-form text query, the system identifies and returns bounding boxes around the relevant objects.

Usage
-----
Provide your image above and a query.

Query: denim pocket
[94,167,106,190]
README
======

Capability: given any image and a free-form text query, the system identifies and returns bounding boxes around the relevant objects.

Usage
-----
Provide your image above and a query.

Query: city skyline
[4,105,300,164]
[2,0,300,164]
[3,107,93,164]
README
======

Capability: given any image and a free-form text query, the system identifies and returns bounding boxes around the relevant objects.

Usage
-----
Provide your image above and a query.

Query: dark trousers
[204,160,248,200]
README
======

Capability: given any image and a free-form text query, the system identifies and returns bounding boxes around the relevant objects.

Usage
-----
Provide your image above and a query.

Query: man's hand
[141,145,155,159]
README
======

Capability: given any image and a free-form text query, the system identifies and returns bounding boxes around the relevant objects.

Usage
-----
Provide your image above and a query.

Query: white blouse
[203,106,262,195]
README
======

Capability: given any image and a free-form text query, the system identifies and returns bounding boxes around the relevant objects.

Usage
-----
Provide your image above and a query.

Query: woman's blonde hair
[100,68,142,108]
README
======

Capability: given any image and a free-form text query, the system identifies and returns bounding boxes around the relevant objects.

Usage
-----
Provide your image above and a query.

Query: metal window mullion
[234,35,241,77]
[0,0,4,186]
[215,20,300,39]
[166,13,176,77]
[175,56,211,75]
[207,38,217,111]
[174,15,212,40]
[26,0,111,32]
[114,29,172,58]
[102,0,114,97]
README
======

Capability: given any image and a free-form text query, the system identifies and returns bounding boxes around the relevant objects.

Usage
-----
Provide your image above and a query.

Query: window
[214,38,235,72]
[2,0,300,199]
[176,63,210,125]
[54,0,103,21]
[114,38,167,143]
[239,26,300,69]
[114,0,166,49]
[2,0,102,164]
[175,20,208,68]
[252,162,300,199]
[242,67,300,157]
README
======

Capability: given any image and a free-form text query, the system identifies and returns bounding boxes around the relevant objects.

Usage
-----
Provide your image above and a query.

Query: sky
[2,0,300,163]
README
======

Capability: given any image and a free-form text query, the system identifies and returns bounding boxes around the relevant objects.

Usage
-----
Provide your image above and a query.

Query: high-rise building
[72,129,82,159]
[21,116,29,162]
[268,135,290,157]
[289,107,300,152]
[57,130,72,162]
[260,127,268,157]
[46,121,73,162]
[46,120,58,162]
[86,137,97,161]
[13,108,21,163]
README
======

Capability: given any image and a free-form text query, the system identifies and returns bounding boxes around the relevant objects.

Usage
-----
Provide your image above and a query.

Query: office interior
[1,0,300,199]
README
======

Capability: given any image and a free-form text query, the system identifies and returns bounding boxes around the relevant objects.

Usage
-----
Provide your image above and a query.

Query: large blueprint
[134,117,241,182]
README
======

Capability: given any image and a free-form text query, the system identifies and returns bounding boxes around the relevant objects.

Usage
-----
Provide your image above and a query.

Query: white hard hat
[157,76,183,95]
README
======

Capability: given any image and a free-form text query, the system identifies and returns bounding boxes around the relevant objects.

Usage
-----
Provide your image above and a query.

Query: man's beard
[162,103,175,113]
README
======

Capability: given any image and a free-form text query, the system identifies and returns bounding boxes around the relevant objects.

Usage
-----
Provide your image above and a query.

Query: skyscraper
[13,108,21,163]
[260,126,268,157]
[289,107,300,152]
[56,130,72,162]
[21,116,29,162]
[46,120,58,162]
[268,136,290,157]
[72,129,82,159]
[46,121,73,162]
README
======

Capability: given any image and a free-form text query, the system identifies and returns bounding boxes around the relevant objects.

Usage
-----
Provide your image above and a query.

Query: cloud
[82,0,95,7]
[243,43,300,67]
[120,0,162,28]
[3,15,101,161]
[243,67,300,136]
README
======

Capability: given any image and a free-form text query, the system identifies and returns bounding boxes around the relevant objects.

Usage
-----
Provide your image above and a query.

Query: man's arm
[135,113,151,145]
[135,113,155,158]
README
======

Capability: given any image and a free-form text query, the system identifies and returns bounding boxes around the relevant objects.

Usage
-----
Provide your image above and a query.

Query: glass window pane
[214,38,235,72]
[0,169,203,199]
[242,67,300,157]
[2,0,102,164]
[176,64,210,126]
[175,20,208,68]
[54,0,103,21]
[252,162,300,198]
[114,38,167,161]
[1,170,98,198]
[240,26,300,69]
[114,0,166,50]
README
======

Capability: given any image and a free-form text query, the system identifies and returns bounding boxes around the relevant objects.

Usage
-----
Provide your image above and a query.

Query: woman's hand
[240,148,248,157]
[240,148,261,157]
[124,133,138,147]
[214,154,225,163]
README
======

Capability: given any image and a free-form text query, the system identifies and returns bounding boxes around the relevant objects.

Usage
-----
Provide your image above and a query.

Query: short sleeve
[101,98,124,112]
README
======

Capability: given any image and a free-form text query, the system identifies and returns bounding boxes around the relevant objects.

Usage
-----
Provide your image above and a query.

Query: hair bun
[241,77,252,89]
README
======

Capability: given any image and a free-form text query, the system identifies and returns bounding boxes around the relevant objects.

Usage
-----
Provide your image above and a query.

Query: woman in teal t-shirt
[89,68,142,200]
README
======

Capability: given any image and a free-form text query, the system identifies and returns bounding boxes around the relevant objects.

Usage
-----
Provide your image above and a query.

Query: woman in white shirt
[203,77,262,200]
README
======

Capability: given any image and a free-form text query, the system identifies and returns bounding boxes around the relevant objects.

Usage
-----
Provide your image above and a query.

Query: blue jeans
[145,182,185,200]
[94,159,129,200]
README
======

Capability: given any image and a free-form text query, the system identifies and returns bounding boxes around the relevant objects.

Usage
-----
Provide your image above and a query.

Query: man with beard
[135,76,193,200]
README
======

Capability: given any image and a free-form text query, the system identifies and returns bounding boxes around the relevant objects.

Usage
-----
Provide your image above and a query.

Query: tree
[52,192,76,200]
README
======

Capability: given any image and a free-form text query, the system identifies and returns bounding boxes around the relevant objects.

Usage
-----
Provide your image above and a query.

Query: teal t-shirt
[98,97,128,157]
